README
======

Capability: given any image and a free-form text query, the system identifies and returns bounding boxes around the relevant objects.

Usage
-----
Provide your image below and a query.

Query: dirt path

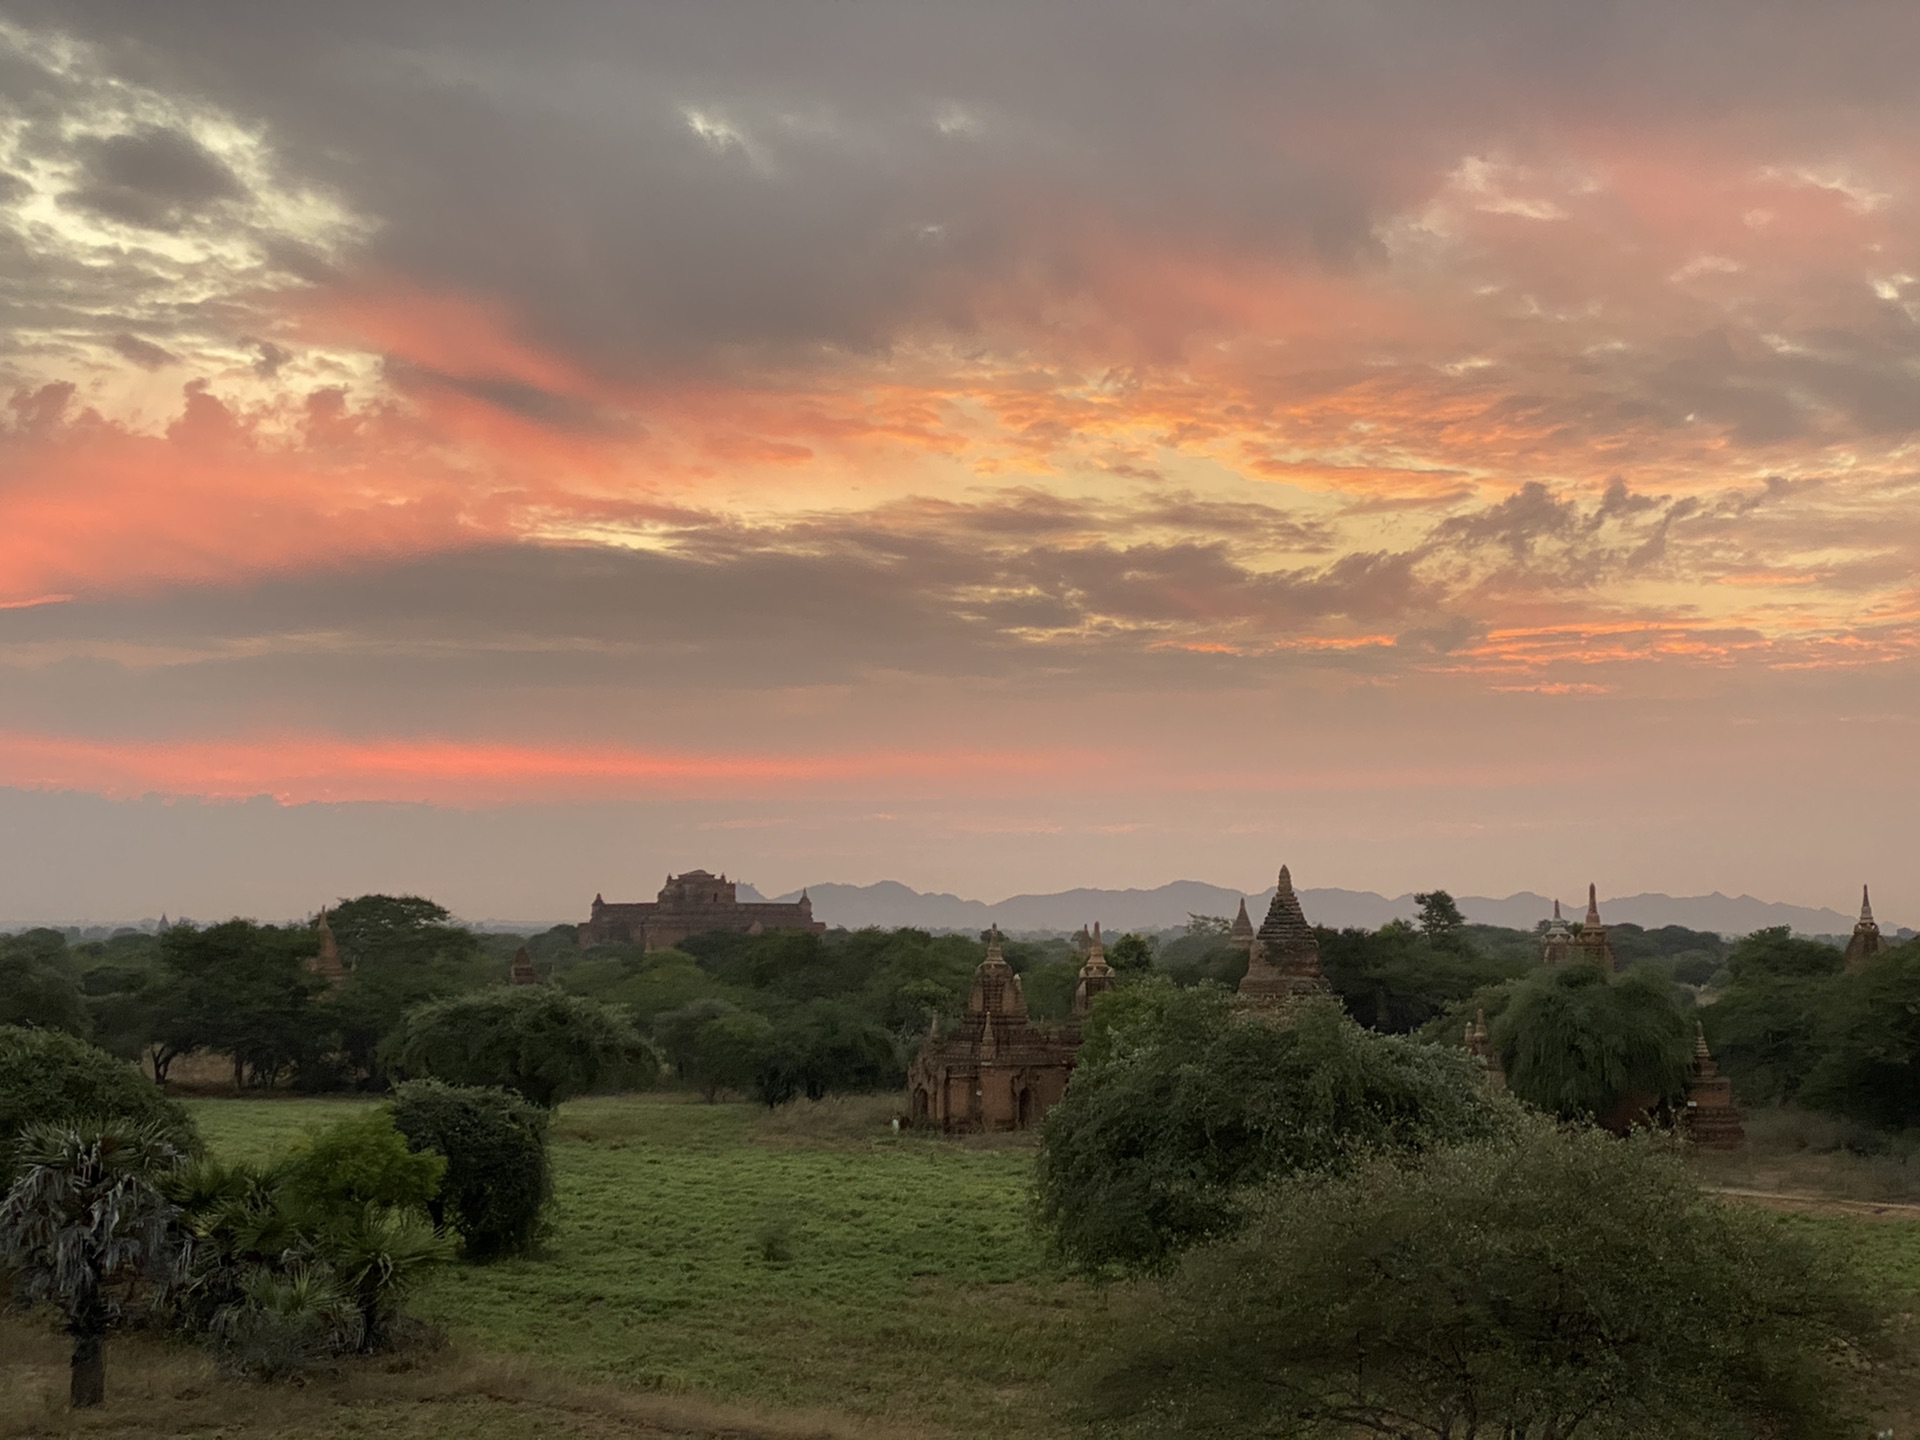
[1712,1186,1920,1221]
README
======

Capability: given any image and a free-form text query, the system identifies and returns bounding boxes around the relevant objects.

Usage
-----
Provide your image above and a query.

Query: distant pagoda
[1844,885,1885,973]
[1570,884,1617,973]
[309,908,347,987]
[1237,866,1331,1016]
[1072,922,1116,1016]
[1683,1023,1745,1150]
[1228,897,1255,956]
[1540,899,1574,965]
[509,944,543,986]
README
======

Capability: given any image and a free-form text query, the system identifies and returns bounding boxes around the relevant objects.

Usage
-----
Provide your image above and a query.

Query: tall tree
[1494,963,1694,1128]
[0,1122,189,1407]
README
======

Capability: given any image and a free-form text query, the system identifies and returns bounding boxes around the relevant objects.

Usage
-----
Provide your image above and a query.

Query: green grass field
[8,1092,1920,1440]
[190,1093,1095,1438]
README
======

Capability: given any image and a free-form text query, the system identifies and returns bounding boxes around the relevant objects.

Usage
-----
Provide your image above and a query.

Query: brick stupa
[1237,866,1331,1015]
[1228,897,1255,956]
[1844,885,1885,973]
[1683,1023,1745,1150]
[509,945,543,986]
[309,908,347,987]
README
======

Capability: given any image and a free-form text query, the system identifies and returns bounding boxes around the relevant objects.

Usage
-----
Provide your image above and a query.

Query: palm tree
[0,1120,189,1406]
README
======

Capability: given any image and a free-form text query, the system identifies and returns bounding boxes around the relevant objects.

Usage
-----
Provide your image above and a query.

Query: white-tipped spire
[1861,885,1875,925]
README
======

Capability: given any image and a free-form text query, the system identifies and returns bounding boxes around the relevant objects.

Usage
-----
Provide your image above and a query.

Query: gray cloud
[61,124,247,231]
[111,331,177,368]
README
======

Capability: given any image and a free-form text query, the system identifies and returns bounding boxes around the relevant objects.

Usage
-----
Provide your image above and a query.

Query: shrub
[391,1080,551,1259]
[1089,1120,1881,1440]
[1035,980,1508,1274]
[211,1263,363,1378]
[0,1025,196,1177]
[387,986,658,1106]
[278,1108,446,1217]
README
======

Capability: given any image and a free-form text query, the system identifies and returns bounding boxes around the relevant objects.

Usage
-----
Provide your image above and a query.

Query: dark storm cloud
[61,124,247,231]
[20,0,1917,383]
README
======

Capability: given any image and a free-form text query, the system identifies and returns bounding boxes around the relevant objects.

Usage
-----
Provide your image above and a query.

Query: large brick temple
[580,869,826,951]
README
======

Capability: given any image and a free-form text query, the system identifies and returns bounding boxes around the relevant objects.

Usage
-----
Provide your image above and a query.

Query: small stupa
[509,945,543,986]
[1540,899,1574,965]
[1072,922,1116,1016]
[1465,1008,1506,1093]
[1571,884,1617,973]
[1683,1023,1745,1150]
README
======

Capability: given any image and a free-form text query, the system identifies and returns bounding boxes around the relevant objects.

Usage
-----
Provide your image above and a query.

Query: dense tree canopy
[0,1027,196,1176]
[1035,980,1507,1275]
[1090,1121,1880,1440]
[387,986,656,1106]
[1493,963,1694,1128]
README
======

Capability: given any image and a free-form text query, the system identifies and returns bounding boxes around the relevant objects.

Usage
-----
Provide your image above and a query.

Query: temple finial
[1585,883,1600,926]
[1861,885,1874,925]
[1553,898,1562,921]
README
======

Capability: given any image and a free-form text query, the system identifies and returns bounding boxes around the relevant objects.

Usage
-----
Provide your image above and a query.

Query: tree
[318,895,489,1085]
[1413,889,1467,948]
[1106,933,1155,976]
[0,1121,190,1407]
[1798,943,1920,1131]
[1702,927,1847,1106]
[655,999,775,1101]
[752,1000,901,1107]
[0,1026,196,1177]
[1319,921,1527,1034]
[151,920,324,1088]
[1089,1121,1879,1440]
[1186,914,1232,936]
[391,1081,552,1259]
[1035,980,1507,1274]
[387,986,657,1106]
[1493,963,1693,1129]
[0,929,90,1036]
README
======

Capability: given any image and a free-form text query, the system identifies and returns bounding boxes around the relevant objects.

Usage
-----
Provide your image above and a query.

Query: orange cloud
[0,730,1114,805]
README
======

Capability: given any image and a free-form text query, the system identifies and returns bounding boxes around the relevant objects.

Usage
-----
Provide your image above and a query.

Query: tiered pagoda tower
[1237,866,1331,1015]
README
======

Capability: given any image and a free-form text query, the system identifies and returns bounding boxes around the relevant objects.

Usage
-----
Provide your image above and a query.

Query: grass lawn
[187,1092,1094,1439]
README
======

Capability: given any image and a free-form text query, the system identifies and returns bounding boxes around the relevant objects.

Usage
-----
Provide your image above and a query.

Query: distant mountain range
[767,880,1881,939]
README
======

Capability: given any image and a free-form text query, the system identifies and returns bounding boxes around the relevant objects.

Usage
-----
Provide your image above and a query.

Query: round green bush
[0,1025,196,1175]
[390,1080,551,1259]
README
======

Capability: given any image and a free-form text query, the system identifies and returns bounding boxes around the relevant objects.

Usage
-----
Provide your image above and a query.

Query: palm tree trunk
[70,1330,105,1407]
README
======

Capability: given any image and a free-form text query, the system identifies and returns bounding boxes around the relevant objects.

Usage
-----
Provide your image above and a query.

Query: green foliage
[0,928,91,1036]
[391,1080,551,1259]
[752,1000,901,1107]
[1,1120,191,1406]
[1035,980,1508,1274]
[317,895,489,1085]
[564,946,747,1028]
[654,999,775,1102]
[1090,1121,1880,1440]
[153,919,326,1087]
[279,1109,446,1217]
[0,1025,196,1177]
[1493,963,1694,1126]
[389,986,657,1107]
[1413,888,1466,945]
[1156,928,1248,988]
[1702,928,1848,1107]
[1799,945,1920,1131]
[1319,919,1529,1033]
[211,1261,364,1378]
[168,1108,452,1359]
[1105,933,1155,976]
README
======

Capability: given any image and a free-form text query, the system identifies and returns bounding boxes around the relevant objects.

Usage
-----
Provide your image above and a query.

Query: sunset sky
[2,1,1917,924]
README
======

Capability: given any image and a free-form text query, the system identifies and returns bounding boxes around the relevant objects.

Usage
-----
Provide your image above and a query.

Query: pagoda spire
[1861,884,1875,925]
[1553,898,1562,921]
[1585,883,1601,927]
